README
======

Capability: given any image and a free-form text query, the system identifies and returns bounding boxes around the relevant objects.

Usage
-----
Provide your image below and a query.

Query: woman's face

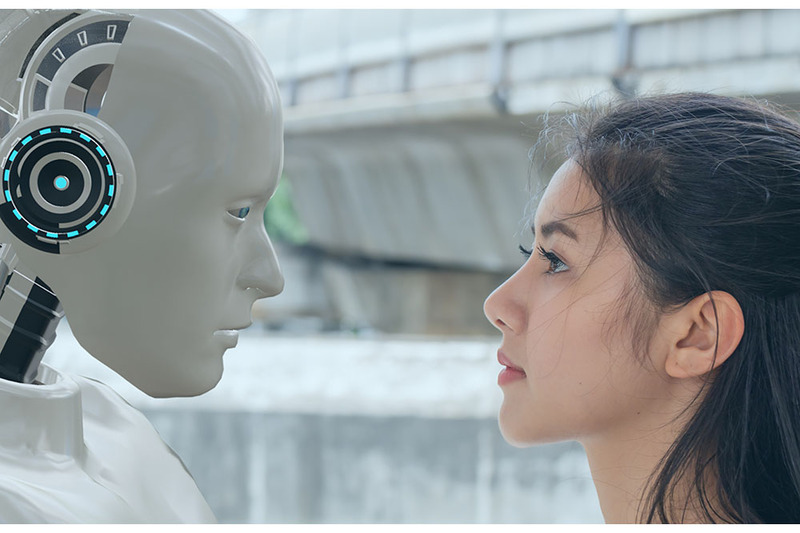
[484,159,672,446]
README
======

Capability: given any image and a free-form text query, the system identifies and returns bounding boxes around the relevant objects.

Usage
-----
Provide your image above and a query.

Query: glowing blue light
[96,146,106,157]
[27,224,38,233]
[79,133,91,143]
[12,209,21,220]
[38,128,51,135]
[60,128,72,134]
[9,151,17,162]
[100,204,109,216]
[4,170,9,181]
[85,220,97,230]
[106,164,113,176]
[4,191,10,202]
[54,176,68,190]
[66,231,79,238]
[46,232,58,238]
[21,136,32,146]
[108,185,114,196]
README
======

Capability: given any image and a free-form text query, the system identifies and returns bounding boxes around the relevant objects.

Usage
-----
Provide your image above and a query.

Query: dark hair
[553,93,800,523]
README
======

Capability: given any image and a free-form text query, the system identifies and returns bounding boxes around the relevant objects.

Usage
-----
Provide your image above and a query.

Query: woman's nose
[483,267,526,335]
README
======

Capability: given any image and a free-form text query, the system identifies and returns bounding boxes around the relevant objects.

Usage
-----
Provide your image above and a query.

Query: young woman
[484,92,800,523]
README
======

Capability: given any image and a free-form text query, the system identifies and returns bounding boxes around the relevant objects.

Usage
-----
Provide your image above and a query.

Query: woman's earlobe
[664,291,745,379]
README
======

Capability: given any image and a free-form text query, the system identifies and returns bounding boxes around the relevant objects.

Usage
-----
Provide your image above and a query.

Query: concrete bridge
[223,9,800,334]
[9,10,795,523]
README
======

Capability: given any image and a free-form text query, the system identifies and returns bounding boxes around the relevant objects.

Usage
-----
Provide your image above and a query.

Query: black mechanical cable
[0,243,64,383]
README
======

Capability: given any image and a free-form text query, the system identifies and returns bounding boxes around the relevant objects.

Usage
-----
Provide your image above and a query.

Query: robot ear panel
[19,14,131,119]
[0,110,135,255]
[0,12,137,255]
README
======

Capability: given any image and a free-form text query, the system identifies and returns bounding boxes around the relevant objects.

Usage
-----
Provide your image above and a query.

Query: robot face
[3,10,285,396]
[59,110,285,397]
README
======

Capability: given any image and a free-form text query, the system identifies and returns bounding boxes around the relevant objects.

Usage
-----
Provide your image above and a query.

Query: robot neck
[0,243,64,383]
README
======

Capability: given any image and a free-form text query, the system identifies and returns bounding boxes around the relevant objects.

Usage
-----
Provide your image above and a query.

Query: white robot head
[0,10,284,397]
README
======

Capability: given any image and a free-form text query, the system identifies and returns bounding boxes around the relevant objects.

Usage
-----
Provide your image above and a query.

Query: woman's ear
[662,291,745,379]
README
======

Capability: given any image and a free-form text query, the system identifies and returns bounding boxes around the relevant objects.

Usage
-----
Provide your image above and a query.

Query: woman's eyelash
[537,245,568,274]
[518,244,569,274]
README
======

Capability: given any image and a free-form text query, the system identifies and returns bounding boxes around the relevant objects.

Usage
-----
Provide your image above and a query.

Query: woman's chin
[498,402,574,447]
[498,404,538,447]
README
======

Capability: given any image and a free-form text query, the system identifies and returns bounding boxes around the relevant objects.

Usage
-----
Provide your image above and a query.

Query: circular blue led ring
[2,126,117,242]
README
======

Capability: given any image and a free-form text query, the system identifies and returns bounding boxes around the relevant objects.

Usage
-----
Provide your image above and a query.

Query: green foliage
[264,176,308,244]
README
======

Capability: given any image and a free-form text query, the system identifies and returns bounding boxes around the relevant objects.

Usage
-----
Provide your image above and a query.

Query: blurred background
[43,8,800,523]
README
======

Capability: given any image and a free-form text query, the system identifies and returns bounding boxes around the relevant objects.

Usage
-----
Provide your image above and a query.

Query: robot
[0,9,284,522]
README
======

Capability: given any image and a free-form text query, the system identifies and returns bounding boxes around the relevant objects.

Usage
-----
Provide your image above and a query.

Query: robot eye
[227,206,250,220]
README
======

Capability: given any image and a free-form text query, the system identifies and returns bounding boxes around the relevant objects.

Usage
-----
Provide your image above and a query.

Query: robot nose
[236,239,284,297]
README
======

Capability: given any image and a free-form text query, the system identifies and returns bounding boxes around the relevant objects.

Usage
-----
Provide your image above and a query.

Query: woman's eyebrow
[531,220,579,242]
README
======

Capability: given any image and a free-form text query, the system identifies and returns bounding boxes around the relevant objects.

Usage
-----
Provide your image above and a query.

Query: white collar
[0,363,85,460]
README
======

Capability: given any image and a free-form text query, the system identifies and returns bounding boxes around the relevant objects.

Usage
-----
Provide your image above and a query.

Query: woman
[484,92,800,523]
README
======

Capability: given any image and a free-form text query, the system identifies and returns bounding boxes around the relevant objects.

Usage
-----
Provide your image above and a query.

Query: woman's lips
[497,350,526,386]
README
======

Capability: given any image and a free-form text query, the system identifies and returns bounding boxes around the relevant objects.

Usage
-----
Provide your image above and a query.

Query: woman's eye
[536,245,569,274]
[227,206,251,220]
[518,244,569,274]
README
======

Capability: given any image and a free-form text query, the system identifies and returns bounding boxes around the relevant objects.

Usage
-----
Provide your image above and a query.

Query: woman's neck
[583,427,671,523]
[580,407,713,523]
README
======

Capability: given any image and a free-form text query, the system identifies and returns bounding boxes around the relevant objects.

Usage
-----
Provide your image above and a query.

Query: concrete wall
[283,120,537,273]
[254,242,512,335]
[317,258,508,335]
[144,411,602,524]
[42,322,605,523]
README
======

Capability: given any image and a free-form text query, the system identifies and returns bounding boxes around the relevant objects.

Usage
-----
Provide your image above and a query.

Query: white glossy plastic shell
[0,364,216,522]
[0,9,284,397]
[0,109,136,253]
